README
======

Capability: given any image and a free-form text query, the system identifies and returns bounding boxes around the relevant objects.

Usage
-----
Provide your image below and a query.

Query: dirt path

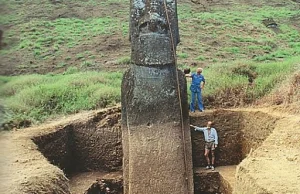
[0,132,21,194]
[0,129,69,194]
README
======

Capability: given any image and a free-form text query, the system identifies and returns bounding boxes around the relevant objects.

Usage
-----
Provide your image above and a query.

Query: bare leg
[211,150,215,166]
[204,149,210,166]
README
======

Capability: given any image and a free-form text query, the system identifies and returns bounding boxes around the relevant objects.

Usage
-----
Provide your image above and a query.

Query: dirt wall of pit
[234,114,300,194]
[33,107,122,174]
[33,125,75,175]
[190,110,278,167]
[34,109,277,174]
[11,107,286,194]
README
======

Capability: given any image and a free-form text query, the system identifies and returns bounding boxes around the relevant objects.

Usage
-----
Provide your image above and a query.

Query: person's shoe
[211,166,215,171]
[205,166,211,169]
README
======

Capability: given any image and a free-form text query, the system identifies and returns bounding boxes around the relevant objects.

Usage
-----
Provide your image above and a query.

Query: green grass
[1,0,300,129]
[0,71,123,127]
[1,56,299,129]
[177,52,189,59]
[14,17,120,56]
[178,4,300,62]
[1,0,299,72]
[195,56,206,61]
[1,6,129,58]
[186,56,299,106]
[116,56,131,65]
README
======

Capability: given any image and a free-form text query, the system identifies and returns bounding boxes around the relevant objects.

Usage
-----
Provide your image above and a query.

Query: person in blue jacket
[190,121,218,171]
[185,68,205,112]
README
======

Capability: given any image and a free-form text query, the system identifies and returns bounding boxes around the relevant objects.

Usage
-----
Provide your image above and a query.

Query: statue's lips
[139,32,169,38]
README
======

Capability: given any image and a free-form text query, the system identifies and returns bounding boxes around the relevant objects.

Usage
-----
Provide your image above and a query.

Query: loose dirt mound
[235,109,300,193]
[0,131,69,194]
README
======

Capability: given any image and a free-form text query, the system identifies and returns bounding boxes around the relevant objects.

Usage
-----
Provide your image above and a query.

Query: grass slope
[0,0,300,129]
[1,56,299,128]
[0,0,299,74]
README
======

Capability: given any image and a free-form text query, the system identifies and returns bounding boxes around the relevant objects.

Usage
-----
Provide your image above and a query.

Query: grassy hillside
[1,0,299,74]
[0,0,300,129]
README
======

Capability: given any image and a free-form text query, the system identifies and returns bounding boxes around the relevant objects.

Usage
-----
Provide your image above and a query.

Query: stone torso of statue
[121,1,194,194]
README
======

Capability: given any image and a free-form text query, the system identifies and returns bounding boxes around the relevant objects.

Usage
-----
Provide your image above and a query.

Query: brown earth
[190,109,278,167]
[1,106,299,193]
[234,109,300,194]
[70,166,237,194]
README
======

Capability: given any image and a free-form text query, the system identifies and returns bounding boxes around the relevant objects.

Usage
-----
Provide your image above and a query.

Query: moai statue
[121,0,194,194]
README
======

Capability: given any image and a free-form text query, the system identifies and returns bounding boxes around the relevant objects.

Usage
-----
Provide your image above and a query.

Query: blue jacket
[190,73,205,93]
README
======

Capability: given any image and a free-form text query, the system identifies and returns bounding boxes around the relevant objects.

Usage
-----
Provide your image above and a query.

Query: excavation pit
[31,108,278,194]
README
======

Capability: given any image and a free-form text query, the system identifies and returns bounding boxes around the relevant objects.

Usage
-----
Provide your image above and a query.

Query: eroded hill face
[0,0,299,75]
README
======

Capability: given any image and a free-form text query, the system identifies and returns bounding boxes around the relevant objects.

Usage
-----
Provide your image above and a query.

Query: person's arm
[190,125,205,132]
[214,128,218,147]
[186,72,193,78]
[201,76,205,89]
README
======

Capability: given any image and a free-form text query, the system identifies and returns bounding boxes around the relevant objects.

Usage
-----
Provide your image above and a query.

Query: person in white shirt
[190,121,218,171]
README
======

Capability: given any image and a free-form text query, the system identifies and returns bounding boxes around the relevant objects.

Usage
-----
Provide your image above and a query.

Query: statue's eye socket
[139,22,148,30]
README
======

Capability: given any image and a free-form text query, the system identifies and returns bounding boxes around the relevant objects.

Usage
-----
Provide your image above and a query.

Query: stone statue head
[130,0,180,66]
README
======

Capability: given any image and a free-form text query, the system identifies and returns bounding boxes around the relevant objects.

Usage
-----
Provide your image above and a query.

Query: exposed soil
[2,106,298,194]
[0,131,69,194]
[70,172,123,194]
[1,0,300,193]
[190,109,278,167]
[76,166,237,194]
[234,109,300,193]
[32,107,122,175]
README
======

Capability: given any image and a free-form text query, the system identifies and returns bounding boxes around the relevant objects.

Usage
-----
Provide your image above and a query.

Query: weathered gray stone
[129,0,179,65]
[122,1,194,194]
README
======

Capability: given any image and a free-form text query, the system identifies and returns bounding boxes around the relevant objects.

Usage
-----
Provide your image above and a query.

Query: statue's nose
[149,19,158,32]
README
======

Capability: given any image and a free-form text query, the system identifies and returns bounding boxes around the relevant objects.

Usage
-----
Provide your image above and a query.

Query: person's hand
[214,144,218,148]
[190,125,194,128]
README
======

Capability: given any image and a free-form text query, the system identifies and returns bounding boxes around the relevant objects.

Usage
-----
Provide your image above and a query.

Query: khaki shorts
[205,142,215,150]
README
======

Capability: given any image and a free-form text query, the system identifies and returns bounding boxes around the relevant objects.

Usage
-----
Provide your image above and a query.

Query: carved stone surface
[122,1,194,194]
[122,67,194,194]
[129,0,179,65]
